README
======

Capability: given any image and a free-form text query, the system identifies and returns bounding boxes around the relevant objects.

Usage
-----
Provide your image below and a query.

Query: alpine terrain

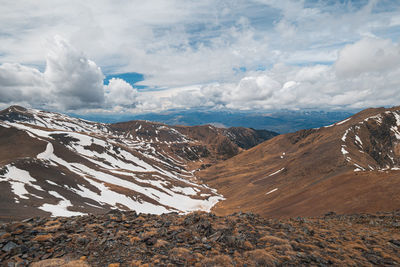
[199,106,400,217]
[1,106,400,266]
[0,105,276,222]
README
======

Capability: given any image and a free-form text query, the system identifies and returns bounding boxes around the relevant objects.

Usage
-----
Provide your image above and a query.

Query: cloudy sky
[1,0,400,114]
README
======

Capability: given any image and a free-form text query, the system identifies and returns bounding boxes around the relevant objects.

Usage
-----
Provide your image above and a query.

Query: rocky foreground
[1,211,400,266]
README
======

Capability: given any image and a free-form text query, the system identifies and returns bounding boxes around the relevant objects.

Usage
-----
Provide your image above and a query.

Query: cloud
[1,1,399,88]
[104,78,138,108]
[44,35,105,109]
[155,37,400,111]
[335,37,400,77]
[0,36,134,111]
[0,63,48,105]
[1,35,400,114]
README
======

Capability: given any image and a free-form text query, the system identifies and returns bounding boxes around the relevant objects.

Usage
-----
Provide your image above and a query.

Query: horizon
[0,103,358,134]
[1,1,400,117]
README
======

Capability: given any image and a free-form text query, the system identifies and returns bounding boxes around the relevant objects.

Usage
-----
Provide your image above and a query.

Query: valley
[199,106,400,217]
[0,105,275,221]
[1,105,400,266]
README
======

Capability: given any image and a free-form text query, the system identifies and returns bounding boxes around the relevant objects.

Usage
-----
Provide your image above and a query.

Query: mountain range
[76,109,354,134]
[1,105,400,221]
[0,105,276,221]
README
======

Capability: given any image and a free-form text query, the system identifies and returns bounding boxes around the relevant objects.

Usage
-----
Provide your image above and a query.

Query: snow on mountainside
[338,109,400,172]
[199,106,400,218]
[0,106,275,221]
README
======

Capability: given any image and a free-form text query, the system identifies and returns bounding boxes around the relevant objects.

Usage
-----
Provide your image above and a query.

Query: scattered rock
[2,241,18,252]
[0,211,399,266]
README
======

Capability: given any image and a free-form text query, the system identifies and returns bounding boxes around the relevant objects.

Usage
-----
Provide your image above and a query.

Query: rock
[208,231,222,242]
[145,237,156,246]
[2,241,19,252]
[1,210,399,266]
[106,209,122,215]
[21,217,34,223]
[40,253,53,260]
[31,259,90,267]
[324,211,337,217]
[389,239,400,247]
[20,245,28,254]
[1,233,11,239]
[77,237,89,246]
[32,234,53,242]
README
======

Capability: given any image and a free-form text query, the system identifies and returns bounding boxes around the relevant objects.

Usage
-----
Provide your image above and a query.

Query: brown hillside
[198,106,400,218]
[0,106,275,221]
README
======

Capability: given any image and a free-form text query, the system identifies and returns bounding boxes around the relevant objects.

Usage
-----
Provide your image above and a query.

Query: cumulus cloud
[104,78,138,108]
[44,35,105,109]
[1,36,400,114]
[0,63,48,104]
[155,37,400,111]
[2,1,398,88]
[0,36,136,111]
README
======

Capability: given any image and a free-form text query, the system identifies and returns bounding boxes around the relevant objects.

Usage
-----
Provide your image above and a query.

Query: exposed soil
[1,210,400,266]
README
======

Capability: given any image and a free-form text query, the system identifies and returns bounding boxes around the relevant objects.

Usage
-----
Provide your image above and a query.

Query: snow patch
[336,117,351,125]
[36,142,224,214]
[39,191,86,217]
[0,165,44,200]
[342,129,350,142]
[268,168,285,177]
[324,117,351,128]
[355,135,363,146]
[266,188,278,195]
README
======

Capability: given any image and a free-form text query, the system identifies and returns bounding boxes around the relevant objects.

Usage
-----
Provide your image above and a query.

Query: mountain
[76,108,354,134]
[0,106,276,221]
[198,106,400,217]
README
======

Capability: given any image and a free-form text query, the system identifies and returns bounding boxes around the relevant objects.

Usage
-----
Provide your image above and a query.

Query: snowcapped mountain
[199,106,400,218]
[0,106,276,221]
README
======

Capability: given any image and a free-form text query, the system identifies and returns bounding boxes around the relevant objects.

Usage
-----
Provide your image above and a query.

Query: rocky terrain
[199,106,400,217]
[1,210,400,266]
[0,106,276,222]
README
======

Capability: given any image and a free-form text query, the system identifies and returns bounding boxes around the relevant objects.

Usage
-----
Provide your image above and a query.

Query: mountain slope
[0,106,275,221]
[198,106,400,218]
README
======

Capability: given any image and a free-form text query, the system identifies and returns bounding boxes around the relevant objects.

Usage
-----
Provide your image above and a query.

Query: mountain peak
[5,105,28,112]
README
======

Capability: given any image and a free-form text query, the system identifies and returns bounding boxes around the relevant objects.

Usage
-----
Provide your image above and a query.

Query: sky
[1,0,400,115]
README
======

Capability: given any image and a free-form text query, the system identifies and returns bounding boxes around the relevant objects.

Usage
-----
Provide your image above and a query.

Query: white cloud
[0,36,133,111]
[149,37,400,111]
[105,78,138,108]
[44,35,105,109]
[1,1,398,89]
[0,63,47,103]
[1,34,400,114]
[335,37,400,77]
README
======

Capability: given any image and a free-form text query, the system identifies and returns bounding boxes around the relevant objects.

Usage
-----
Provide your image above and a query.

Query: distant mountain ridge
[75,109,354,134]
[0,106,275,221]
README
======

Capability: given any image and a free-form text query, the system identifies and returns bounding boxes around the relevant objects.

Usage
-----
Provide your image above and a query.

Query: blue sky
[1,0,400,114]
[104,73,145,89]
